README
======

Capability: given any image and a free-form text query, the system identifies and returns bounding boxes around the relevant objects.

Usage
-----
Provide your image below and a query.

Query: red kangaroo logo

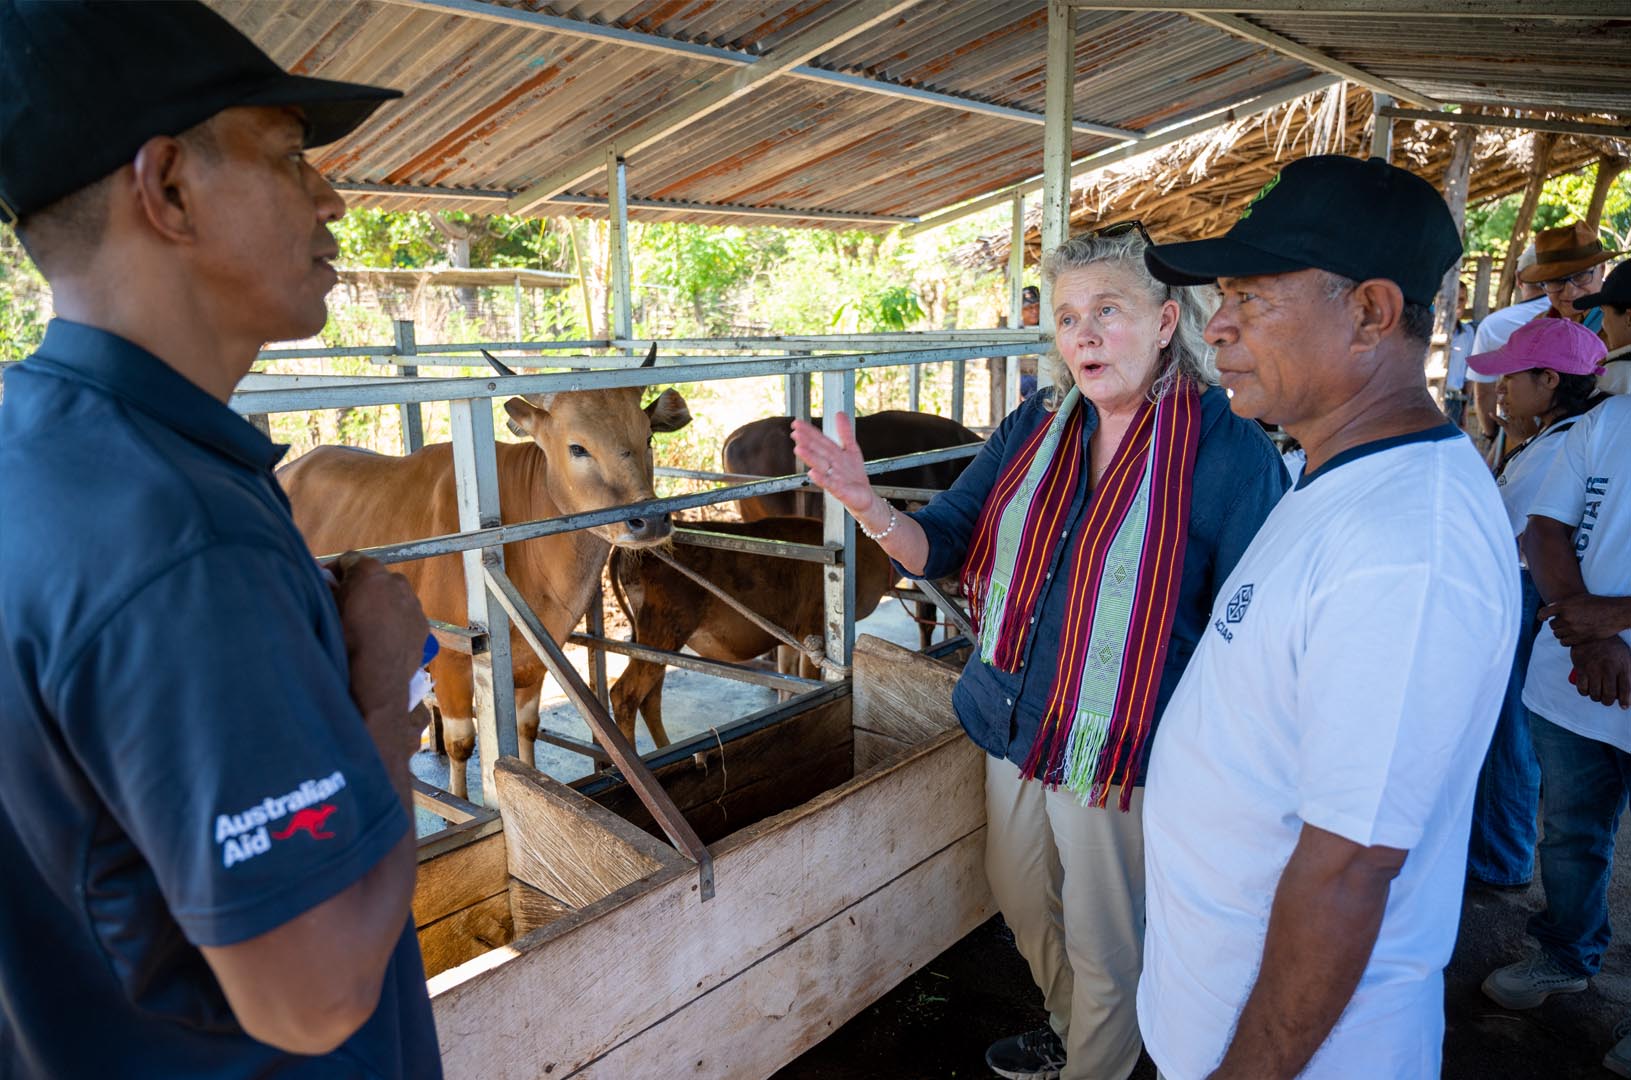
[272,804,338,841]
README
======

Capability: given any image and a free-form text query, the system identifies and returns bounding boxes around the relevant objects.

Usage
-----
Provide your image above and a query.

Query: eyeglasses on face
[1540,268,1599,293]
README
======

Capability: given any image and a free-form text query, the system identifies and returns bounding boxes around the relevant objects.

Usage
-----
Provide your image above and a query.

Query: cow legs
[443,712,476,801]
[610,659,665,746]
[517,684,541,769]
[639,675,671,749]
[917,599,936,650]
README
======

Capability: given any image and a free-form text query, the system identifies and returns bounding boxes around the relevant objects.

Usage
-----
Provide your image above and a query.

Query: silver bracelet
[859,502,899,541]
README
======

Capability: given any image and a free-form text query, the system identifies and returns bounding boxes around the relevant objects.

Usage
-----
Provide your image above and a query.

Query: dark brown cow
[607,517,896,746]
[279,359,690,798]
[721,409,982,521]
[722,410,982,648]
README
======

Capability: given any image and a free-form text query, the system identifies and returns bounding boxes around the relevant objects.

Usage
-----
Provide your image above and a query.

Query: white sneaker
[1480,952,1589,1010]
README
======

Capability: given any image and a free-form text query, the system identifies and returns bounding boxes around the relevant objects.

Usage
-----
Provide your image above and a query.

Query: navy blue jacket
[905,386,1287,780]
[0,322,439,1079]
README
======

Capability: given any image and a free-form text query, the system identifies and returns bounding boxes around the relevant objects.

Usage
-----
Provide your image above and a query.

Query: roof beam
[1186,12,1443,108]
[902,74,1339,235]
[331,182,917,225]
[1068,1,1630,18]
[507,0,920,216]
[1378,106,1631,141]
[383,0,1137,140]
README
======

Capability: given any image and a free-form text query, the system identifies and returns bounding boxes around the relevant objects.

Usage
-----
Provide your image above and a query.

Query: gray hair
[1037,228,1219,409]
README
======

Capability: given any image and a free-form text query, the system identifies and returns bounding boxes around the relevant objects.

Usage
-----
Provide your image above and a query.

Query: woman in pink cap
[1468,317,1609,891]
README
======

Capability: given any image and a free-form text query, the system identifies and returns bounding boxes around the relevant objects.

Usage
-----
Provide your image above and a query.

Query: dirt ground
[779,827,1631,1080]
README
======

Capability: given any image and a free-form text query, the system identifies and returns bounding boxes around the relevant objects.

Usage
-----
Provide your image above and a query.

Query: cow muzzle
[612,510,673,547]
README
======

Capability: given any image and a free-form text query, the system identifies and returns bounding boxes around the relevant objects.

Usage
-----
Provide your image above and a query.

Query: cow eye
[568,444,589,459]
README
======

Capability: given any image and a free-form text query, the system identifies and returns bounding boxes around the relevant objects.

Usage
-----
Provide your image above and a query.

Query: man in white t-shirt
[1140,155,1520,1079]
[1481,391,1631,1076]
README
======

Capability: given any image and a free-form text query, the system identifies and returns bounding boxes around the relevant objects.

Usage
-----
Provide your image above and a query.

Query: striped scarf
[961,381,1201,809]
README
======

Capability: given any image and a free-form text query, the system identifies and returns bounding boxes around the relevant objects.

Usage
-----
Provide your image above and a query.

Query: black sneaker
[985,1026,1066,1080]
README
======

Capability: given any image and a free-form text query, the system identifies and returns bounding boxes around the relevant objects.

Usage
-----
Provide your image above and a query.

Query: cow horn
[481,349,516,377]
[640,342,658,368]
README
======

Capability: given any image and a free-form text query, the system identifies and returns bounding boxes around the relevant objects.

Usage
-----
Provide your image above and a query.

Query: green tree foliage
[1465,162,1631,254]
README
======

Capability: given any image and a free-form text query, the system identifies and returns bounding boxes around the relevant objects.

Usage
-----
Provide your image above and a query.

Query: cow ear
[644,388,692,433]
[503,397,540,438]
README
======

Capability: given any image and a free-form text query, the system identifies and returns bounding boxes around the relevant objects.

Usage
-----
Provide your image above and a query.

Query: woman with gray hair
[793,223,1286,1080]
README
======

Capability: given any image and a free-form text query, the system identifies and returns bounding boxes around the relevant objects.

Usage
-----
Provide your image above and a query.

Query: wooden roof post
[607,150,633,350]
[1496,132,1558,309]
[1586,155,1628,234]
[1370,92,1394,162]
[1431,125,1475,386]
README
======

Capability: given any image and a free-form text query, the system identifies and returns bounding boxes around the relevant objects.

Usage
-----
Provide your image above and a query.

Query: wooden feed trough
[409,633,992,1079]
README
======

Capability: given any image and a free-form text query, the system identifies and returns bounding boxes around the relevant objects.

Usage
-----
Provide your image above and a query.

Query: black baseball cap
[1021,285,1041,304]
[1574,261,1631,312]
[1144,155,1462,307]
[0,0,402,226]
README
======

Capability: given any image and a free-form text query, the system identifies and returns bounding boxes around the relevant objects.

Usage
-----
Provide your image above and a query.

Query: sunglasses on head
[1090,219,1154,245]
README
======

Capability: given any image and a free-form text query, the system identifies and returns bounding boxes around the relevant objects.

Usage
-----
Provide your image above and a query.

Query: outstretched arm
[792,412,931,575]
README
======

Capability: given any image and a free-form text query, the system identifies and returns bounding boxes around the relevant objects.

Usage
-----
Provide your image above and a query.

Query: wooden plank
[851,634,960,746]
[855,728,916,774]
[417,892,513,980]
[576,828,992,1078]
[493,758,685,909]
[587,694,852,844]
[431,728,986,1079]
[509,878,573,938]
[413,832,508,929]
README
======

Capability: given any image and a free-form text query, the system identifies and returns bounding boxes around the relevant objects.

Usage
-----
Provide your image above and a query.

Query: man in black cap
[1132,155,1520,1079]
[1577,260,1631,395]
[0,3,439,1077]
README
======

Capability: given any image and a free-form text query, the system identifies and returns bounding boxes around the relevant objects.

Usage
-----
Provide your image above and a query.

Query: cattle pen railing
[233,328,1047,895]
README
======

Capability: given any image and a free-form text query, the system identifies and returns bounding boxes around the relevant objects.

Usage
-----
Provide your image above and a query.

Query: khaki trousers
[985,755,1146,1080]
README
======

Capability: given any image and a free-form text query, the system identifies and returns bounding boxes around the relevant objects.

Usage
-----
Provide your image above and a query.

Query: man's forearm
[1524,516,1587,605]
[1207,825,1404,1080]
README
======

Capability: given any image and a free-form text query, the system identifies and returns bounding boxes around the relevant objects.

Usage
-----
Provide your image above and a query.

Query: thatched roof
[956,84,1631,272]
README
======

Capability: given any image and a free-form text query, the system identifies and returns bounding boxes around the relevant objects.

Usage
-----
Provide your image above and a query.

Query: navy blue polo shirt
[905,386,1288,780]
[0,321,440,1079]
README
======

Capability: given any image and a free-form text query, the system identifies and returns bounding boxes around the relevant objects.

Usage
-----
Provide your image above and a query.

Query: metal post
[607,151,633,350]
[1370,92,1394,162]
[1039,0,1075,320]
[449,398,517,805]
[821,368,857,678]
[586,581,611,711]
[394,319,423,454]
[908,363,921,412]
[951,358,966,425]
[785,353,811,422]
[512,273,525,341]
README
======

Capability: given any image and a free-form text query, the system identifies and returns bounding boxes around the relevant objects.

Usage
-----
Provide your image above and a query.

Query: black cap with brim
[0,1,401,225]
[1142,155,1463,307]
[1144,237,1312,289]
[1573,261,1631,312]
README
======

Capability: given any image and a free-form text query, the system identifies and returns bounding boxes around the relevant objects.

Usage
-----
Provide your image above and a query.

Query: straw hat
[1518,222,1621,283]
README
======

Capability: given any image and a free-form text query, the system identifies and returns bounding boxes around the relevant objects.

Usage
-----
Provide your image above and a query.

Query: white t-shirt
[1464,297,1550,384]
[1496,419,1580,540]
[1140,425,1519,1080]
[1522,395,1631,744]
[1602,346,1631,396]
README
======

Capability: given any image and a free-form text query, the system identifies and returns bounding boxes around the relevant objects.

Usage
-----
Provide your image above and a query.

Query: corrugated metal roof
[204,1,1631,229]
[1241,12,1631,113]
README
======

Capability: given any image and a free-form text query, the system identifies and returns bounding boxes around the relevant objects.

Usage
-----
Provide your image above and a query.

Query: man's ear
[645,388,692,433]
[1349,278,1406,353]
[503,396,542,438]
[129,135,199,245]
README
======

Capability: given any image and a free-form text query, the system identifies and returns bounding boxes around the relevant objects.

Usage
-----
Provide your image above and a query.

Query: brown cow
[607,517,896,747]
[279,372,691,799]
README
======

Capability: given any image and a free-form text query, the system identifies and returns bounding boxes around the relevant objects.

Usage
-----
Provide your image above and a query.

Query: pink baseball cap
[1467,317,1607,378]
